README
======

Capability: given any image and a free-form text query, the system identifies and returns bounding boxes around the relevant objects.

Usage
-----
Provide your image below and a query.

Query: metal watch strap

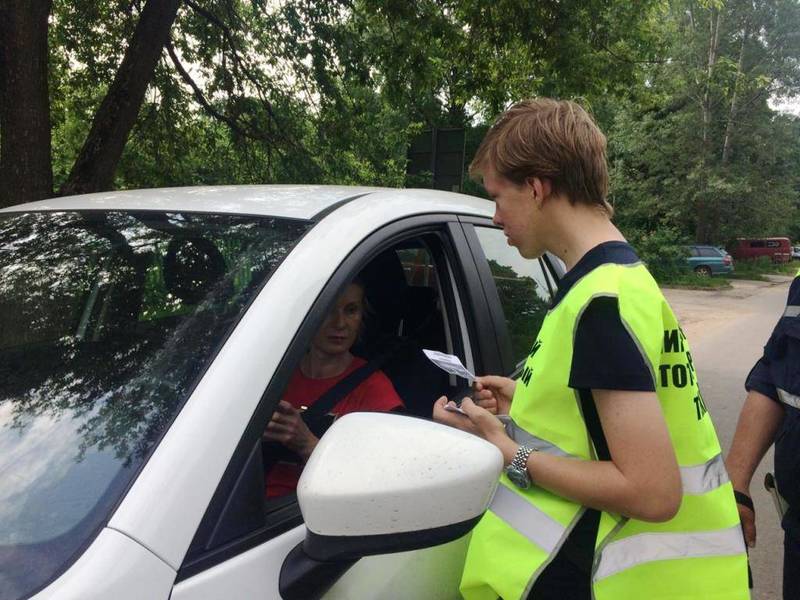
[511,444,535,474]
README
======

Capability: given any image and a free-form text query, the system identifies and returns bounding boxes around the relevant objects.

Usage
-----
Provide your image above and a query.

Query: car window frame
[457,216,557,377]
[176,214,500,581]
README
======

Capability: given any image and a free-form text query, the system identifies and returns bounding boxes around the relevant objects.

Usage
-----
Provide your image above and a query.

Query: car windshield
[0,210,310,599]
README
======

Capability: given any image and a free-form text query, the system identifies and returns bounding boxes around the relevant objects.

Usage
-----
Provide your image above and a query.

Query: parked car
[792,246,800,261]
[729,237,793,263]
[687,245,734,276]
[0,185,562,600]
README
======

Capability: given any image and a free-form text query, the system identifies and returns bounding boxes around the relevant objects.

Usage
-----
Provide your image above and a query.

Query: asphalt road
[664,277,793,600]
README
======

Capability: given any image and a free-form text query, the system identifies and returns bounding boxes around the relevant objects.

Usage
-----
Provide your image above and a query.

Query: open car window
[180,226,481,578]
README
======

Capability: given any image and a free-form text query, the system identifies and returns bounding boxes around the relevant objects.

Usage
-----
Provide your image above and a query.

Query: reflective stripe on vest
[507,416,729,495]
[777,387,800,409]
[594,524,745,581]
[502,416,575,458]
[784,305,800,318]
[491,484,567,554]
[681,453,729,495]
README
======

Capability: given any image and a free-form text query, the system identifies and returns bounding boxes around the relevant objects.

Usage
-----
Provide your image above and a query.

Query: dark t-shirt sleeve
[745,358,779,402]
[569,296,656,392]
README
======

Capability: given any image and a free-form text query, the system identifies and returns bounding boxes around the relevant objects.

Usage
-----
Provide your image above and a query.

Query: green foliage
[624,225,692,283]
[607,0,800,248]
[31,0,800,258]
[728,256,798,280]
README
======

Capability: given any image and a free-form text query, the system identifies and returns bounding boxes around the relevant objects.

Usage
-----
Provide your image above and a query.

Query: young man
[433,98,749,600]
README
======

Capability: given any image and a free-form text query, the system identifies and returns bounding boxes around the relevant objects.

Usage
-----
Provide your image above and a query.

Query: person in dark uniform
[727,268,800,599]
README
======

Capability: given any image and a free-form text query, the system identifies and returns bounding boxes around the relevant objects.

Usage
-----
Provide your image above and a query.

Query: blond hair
[470,98,612,215]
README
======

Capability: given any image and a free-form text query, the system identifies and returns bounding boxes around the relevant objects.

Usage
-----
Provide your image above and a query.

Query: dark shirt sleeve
[744,276,799,403]
[569,296,656,392]
[744,357,779,403]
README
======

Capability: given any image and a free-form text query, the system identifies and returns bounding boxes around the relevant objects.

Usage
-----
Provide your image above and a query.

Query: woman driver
[263,277,404,498]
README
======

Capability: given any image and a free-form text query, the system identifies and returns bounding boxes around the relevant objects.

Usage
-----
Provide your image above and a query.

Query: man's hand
[263,400,319,461]
[474,375,517,415]
[735,489,757,548]
[433,396,517,463]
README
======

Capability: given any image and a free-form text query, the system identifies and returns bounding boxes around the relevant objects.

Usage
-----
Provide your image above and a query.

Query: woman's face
[310,283,364,357]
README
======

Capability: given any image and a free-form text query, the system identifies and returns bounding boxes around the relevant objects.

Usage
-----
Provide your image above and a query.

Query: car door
[170,215,504,600]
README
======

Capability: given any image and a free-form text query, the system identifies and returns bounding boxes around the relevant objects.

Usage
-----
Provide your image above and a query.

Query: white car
[0,185,562,600]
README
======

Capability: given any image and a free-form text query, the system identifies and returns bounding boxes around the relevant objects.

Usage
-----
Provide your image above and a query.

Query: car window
[0,210,309,600]
[397,246,439,289]
[767,240,780,248]
[689,247,700,257]
[180,228,478,578]
[750,240,766,248]
[699,247,720,257]
[472,226,552,367]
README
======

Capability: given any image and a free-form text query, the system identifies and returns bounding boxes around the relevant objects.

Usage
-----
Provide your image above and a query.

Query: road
[663,277,793,600]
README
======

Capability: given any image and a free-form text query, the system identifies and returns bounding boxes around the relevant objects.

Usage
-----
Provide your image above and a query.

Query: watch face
[506,466,531,489]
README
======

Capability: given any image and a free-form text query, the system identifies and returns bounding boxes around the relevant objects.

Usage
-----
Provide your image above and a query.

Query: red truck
[729,237,793,263]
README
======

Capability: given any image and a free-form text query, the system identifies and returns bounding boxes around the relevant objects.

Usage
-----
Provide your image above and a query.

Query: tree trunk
[721,30,747,166]
[695,8,722,243]
[59,0,181,197]
[0,0,53,208]
[701,9,721,155]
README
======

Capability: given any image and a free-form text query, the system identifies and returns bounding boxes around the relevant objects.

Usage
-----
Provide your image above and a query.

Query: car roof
[0,184,492,220]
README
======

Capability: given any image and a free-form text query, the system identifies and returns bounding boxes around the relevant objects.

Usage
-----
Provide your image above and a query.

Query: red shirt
[265,356,403,498]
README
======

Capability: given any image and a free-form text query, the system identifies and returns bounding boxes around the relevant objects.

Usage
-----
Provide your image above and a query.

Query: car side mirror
[279,412,503,600]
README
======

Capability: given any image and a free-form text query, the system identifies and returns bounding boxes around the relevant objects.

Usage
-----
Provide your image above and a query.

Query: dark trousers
[785,532,800,600]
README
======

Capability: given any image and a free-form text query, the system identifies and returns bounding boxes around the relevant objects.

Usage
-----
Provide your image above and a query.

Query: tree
[608,0,800,247]
[1,0,663,208]
[0,0,53,203]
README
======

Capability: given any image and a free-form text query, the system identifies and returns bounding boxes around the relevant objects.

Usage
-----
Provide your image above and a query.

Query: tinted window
[473,227,552,366]
[698,247,720,257]
[750,240,766,248]
[0,211,309,600]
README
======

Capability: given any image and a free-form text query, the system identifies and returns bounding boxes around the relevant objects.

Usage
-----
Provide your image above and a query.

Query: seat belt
[301,354,389,437]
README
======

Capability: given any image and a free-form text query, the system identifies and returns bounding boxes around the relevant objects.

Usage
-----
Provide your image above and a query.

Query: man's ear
[526,176,552,208]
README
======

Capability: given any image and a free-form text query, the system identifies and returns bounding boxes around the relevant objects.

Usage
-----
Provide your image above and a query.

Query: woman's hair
[469,98,612,216]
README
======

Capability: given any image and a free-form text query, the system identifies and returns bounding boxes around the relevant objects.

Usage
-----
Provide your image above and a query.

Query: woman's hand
[433,397,517,462]
[474,375,517,415]
[263,400,319,461]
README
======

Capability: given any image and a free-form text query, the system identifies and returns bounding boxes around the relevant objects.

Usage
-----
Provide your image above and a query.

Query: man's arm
[725,390,785,546]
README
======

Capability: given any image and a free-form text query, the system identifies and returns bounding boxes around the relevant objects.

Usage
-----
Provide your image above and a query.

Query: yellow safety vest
[461,262,749,600]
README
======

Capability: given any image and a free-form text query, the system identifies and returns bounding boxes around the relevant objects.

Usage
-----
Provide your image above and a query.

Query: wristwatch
[505,444,536,489]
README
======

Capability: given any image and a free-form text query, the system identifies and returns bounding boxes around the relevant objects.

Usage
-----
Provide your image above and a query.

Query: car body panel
[171,524,466,600]
[30,528,175,600]
[0,185,493,221]
[171,525,304,600]
[0,185,381,219]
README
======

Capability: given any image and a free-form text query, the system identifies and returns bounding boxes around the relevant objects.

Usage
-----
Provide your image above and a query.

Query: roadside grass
[659,273,732,290]
[651,263,733,289]
[727,257,798,281]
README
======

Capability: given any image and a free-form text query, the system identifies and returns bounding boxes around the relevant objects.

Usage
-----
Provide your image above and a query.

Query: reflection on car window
[396,246,439,289]
[0,210,309,600]
[473,227,552,367]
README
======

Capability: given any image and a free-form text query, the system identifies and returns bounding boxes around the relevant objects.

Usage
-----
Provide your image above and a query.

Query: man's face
[482,167,543,259]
